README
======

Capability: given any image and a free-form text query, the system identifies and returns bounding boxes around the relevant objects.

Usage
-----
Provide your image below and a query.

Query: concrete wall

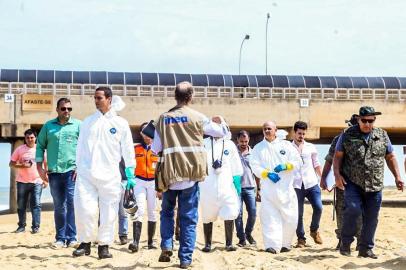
[1,94,405,139]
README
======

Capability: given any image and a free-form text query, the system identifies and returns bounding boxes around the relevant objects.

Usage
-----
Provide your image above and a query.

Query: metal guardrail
[1,82,406,100]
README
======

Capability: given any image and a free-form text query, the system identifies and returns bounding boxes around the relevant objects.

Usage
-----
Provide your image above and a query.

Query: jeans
[118,180,128,236]
[48,170,76,243]
[341,180,382,250]
[235,187,256,242]
[295,183,323,240]
[17,182,42,229]
[160,183,199,264]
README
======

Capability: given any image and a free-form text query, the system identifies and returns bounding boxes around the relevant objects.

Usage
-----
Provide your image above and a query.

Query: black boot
[339,243,351,256]
[147,221,157,249]
[335,239,341,250]
[73,242,91,257]
[224,220,236,251]
[202,222,213,252]
[129,221,142,253]
[98,245,113,259]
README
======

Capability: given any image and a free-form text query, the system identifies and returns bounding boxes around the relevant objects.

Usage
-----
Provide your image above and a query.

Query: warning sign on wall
[22,94,54,111]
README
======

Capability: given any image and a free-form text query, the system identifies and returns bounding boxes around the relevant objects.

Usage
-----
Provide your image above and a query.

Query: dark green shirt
[36,117,81,173]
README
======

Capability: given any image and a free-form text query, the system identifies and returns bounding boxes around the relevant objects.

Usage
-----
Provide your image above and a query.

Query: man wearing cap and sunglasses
[320,114,362,250]
[333,106,404,259]
[36,97,81,249]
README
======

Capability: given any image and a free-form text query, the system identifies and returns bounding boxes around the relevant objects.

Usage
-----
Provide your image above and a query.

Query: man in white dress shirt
[291,121,323,248]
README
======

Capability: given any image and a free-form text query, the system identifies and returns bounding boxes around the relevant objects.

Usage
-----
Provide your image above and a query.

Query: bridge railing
[1,82,406,101]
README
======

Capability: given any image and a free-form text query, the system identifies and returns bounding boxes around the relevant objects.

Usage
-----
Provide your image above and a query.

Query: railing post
[256,87,260,98]
[217,87,221,98]
[385,89,388,100]
[283,88,286,99]
[123,85,127,96]
[67,84,71,96]
[137,86,141,97]
[204,87,208,98]
[269,88,272,99]
[151,86,154,97]
[243,87,247,98]
[230,87,234,98]
[164,86,167,97]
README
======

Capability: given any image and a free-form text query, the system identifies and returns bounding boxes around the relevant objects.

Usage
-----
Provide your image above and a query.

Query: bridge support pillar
[9,139,24,214]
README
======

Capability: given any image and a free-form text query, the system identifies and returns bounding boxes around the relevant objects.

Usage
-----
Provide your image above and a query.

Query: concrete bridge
[2,70,406,212]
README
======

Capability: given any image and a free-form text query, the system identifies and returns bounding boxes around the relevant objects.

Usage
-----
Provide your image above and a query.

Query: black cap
[345,114,359,126]
[358,106,381,117]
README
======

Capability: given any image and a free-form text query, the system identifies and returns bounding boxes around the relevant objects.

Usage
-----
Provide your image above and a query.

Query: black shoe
[237,239,247,247]
[265,247,277,254]
[147,221,157,249]
[281,247,291,253]
[358,249,378,259]
[246,234,257,245]
[180,261,191,269]
[15,226,25,233]
[73,242,91,257]
[224,220,236,252]
[339,244,351,256]
[98,245,113,259]
[31,227,39,234]
[335,239,341,250]
[129,221,142,253]
[119,235,128,245]
[202,222,213,252]
[158,250,173,262]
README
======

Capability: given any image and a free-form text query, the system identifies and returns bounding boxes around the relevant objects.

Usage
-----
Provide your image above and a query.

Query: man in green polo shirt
[36,97,81,249]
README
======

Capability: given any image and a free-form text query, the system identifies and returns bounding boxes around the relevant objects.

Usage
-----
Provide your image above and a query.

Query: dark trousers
[235,187,256,242]
[17,182,42,229]
[341,180,382,250]
[160,183,199,264]
[295,183,323,240]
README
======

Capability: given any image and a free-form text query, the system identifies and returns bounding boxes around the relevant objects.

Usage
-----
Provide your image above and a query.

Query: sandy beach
[1,188,405,270]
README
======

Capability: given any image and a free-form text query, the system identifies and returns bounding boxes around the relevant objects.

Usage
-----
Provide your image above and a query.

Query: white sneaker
[67,240,79,248]
[52,240,66,249]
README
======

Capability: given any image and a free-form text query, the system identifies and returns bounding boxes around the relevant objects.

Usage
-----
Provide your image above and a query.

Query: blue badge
[224,150,229,155]
[280,149,286,155]
[110,128,117,134]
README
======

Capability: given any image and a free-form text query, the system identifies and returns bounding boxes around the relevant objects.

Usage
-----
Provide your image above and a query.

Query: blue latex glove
[267,172,281,183]
[233,175,242,196]
[125,166,136,190]
[274,164,287,173]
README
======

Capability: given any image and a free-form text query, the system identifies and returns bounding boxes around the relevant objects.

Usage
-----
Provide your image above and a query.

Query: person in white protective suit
[250,121,302,254]
[199,130,243,252]
[72,87,136,259]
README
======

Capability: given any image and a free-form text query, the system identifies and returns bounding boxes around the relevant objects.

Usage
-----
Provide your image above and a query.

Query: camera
[212,159,222,169]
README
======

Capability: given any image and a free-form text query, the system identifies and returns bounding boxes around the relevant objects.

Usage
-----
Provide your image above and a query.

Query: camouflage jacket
[340,125,388,192]
[325,134,340,163]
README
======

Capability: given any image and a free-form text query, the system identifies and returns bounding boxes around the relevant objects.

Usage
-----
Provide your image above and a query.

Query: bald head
[262,121,277,142]
[175,81,194,105]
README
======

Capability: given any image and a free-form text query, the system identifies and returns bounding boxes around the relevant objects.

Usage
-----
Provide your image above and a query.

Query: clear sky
[1,0,406,76]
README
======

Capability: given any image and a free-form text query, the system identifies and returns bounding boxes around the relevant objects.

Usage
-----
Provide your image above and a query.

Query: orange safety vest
[134,143,158,181]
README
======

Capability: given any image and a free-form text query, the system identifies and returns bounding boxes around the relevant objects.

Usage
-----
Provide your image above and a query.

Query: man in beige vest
[152,81,228,269]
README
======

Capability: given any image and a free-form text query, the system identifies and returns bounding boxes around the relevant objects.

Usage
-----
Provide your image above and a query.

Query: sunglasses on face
[360,118,375,124]
[60,107,73,112]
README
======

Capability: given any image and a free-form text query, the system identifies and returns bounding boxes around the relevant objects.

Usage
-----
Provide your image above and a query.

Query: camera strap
[211,137,224,164]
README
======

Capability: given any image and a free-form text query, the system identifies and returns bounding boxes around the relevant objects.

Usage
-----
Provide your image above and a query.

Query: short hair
[56,97,71,108]
[24,129,36,137]
[95,86,113,98]
[237,130,250,138]
[294,121,308,131]
[175,82,194,103]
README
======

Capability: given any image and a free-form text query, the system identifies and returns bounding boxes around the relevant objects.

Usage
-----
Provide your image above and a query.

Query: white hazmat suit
[199,137,243,223]
[75,97,135,245]
[250,138,302,251]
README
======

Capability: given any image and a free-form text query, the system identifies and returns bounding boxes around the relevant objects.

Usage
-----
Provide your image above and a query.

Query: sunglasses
[60,107,73,112]
[360,119,375,124]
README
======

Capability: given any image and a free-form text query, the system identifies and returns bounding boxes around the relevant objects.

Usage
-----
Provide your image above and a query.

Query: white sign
[300,98,309,107]
[4,94,14,103]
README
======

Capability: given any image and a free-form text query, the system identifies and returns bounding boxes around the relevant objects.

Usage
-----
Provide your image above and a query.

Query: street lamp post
[265,12,270,75]
[238,34,250,75]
